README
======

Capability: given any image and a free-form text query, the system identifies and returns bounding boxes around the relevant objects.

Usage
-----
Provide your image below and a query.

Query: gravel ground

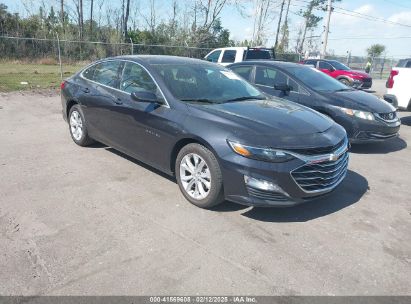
[0,91,410,296]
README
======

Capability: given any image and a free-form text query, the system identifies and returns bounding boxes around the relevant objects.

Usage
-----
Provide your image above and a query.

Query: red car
[300,59,372,89]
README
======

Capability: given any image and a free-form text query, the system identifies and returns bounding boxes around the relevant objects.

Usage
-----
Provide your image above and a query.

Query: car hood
[321,90,396,113]
[187,98,345,149]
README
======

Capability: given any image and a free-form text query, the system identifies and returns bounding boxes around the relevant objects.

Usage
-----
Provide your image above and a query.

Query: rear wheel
[175,143,224,208]
[68,104,94,146]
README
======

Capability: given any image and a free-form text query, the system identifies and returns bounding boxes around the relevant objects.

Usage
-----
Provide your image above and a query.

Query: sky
[2,0,411,58]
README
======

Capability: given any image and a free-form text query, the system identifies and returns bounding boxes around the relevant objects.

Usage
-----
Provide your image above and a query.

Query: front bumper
[357,78,372,89]
[345,77,372,89]
[333,114,401,143]
[219,141,349,207]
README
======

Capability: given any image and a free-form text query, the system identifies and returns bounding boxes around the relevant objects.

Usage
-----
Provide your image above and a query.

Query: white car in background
[384,58,411,110]
[204,47,274,66]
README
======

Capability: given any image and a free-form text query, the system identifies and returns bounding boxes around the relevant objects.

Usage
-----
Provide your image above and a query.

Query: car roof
[228,60,301,69]
[107,55,215,66]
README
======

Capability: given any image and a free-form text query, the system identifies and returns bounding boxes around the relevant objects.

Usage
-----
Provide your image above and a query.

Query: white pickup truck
[204,47,274,66]
[384,58,411,110]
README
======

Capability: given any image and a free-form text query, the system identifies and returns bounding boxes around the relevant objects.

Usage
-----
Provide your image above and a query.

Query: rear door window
[221,50,237,63]
[230,66,253,80]
[92,61,123,88]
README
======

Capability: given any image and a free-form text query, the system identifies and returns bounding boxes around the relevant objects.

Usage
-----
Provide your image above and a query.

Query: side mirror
[205,57,213,62]
[274,83,291,92]
[328,66,335,72]
[131,91,159,103]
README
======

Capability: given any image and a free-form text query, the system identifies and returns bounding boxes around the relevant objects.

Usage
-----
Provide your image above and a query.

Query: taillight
[386,70,399,88]
[60,81,66,90]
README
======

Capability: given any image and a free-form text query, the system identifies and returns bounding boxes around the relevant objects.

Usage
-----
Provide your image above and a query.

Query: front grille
[291,151,349,192]
[375,112,397,122]
[246,186,289,202]
[286,138,345,156]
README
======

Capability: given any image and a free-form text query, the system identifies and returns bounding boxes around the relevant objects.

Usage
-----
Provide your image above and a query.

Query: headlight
[337,107,374,120]
[227,140,295,163]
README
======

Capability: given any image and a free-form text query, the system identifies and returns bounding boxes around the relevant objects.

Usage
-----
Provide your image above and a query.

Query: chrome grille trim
[290,138,349,194]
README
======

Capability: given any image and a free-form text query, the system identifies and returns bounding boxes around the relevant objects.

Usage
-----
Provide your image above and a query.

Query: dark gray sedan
[61,55,348,208]
[228,61,401,143]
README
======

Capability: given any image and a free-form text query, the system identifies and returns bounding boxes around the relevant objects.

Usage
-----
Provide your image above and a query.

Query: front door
[111,61,179,170]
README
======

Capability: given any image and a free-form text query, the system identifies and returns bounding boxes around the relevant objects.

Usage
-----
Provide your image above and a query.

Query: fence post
[129,37,134,55]
[56,33,63,81]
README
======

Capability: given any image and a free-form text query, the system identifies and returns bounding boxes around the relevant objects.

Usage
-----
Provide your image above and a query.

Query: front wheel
[339,78,351,86]
[175,143,224,208]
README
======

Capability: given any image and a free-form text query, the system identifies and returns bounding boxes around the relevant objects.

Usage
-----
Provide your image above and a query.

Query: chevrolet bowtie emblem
[329,154,339,161]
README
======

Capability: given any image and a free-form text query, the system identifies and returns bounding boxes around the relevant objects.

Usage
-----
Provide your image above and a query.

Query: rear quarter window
[244,50,272,60]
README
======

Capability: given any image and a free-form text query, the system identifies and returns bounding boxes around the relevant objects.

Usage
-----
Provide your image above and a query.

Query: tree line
[0,0,346,61]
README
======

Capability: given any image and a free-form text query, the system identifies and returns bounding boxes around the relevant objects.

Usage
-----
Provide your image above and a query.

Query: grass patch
[0,61,86,92]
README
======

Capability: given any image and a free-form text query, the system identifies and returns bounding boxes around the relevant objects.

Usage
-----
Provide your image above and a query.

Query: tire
[338,78,351,86]
[68,104,94,146]
[175,143,224,208]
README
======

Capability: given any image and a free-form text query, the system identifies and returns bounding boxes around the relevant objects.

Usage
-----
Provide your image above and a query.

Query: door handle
[82,87,90,93]
[114,98,123,105]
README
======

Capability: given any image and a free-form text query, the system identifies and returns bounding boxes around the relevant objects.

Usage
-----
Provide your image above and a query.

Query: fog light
[244,175,288,195]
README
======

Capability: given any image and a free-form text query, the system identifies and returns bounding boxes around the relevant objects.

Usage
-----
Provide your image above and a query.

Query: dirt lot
[0,91,410,295]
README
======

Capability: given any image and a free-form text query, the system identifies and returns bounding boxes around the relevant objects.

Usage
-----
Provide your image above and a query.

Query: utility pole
[321,0,332,58]
[274,0,286,50]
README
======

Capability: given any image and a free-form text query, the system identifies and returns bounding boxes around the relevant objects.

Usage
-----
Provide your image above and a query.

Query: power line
[292,0,411,28]
[332,7,411,28]
[329,36,411,40]
[383,0,411,10]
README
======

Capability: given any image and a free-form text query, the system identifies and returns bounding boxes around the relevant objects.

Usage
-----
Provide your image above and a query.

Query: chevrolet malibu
[229,61,401,143]
[61,55,349,208]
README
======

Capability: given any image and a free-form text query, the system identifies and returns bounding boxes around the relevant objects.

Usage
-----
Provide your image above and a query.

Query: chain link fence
[0,36,400,92]
[0,36,213,92]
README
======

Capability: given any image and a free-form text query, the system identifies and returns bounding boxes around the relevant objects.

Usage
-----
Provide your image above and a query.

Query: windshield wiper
[334,88,354,92]
[221,96,266,103]
[180,98,217,104]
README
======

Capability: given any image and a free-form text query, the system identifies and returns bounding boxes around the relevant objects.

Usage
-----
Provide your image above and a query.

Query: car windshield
[244,49,273,60]
[329,60,350,70]
[288,66,350,92]
[152,63,265,104]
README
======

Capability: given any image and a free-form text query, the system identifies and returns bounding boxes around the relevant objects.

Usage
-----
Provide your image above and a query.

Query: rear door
[253,66,300,102]
[78,60,124,144]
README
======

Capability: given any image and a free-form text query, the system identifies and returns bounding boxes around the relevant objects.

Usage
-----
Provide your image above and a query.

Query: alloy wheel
[179,153,212,200]
[70,110,83,141]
